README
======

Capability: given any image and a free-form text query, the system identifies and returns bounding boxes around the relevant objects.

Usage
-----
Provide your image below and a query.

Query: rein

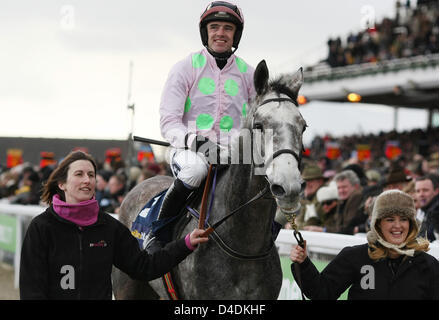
[287,212,306,300]
[256,96,307,300]
[189,96,306,266]
[188,165,273,260]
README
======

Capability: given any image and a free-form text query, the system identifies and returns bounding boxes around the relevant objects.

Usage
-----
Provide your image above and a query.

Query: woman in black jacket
[19,151,208,300]
[290,189,439,300]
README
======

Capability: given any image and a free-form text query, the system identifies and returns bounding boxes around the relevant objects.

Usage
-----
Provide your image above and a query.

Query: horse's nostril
[271,184,286,197]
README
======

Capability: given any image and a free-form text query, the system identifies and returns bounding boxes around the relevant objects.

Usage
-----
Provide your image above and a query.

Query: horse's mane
[269,77,299,102]
[241,76,298,130]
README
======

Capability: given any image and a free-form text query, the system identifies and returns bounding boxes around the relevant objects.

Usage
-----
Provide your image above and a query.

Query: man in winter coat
[416,173,439,241]
[303,183,339,233]
[295,163,326,229]
[333,170,363,234]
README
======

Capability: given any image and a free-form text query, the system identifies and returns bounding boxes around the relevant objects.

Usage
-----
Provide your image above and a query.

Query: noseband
[190,97,304,261]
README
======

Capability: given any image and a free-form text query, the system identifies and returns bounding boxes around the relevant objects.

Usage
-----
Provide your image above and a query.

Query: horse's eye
[253,123,264,132]
[300,123,308,134]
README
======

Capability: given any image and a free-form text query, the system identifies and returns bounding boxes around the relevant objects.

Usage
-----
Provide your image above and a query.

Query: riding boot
[144,179,193,253]
[158,178,193,220]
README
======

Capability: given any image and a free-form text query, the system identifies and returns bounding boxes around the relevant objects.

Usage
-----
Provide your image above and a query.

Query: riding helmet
[199,1,244,51]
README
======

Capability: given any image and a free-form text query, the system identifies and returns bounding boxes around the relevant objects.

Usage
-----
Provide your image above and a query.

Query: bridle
[190,96,304,260]
[254,97,307,300]
[252,97,304,170]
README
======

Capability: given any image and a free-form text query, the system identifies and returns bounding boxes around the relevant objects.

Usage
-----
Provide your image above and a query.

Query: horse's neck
[226,164,254,203]
[216,164,275,252]
[226,164,266,204]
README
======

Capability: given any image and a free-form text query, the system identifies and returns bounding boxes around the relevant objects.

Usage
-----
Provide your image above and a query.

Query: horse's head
[243,60,307,214]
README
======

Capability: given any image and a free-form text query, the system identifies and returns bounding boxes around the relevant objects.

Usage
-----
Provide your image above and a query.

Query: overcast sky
[1,0,428,147]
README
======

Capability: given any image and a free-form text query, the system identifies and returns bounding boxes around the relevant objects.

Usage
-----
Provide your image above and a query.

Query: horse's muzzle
[270,184,286,197]
[270,180,306,197]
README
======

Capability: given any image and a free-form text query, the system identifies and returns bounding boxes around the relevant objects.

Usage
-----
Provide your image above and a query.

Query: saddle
[130,188,168,249]
[129,164,282,300]
[129,167,224,301]
[130,165,229,250]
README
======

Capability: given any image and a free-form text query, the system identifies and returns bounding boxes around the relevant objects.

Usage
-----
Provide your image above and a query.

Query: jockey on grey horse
[148,1,256,250]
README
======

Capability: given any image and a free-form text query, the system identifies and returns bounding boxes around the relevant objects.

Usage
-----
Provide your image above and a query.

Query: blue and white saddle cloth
[130,189,172,249]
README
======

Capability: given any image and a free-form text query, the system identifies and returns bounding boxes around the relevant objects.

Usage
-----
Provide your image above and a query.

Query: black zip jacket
[420,193,439,241]
[291,243,439,300]
[19,207,192,300]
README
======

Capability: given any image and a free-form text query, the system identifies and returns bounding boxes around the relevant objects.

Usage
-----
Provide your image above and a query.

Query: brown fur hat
[371,189,416,224]
[367,189,418,256]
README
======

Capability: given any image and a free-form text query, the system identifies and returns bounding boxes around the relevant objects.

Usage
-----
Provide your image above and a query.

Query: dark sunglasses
[321,200,336,206]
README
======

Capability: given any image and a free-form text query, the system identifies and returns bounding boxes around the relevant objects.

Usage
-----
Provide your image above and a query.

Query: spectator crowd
[274,125,439,244]
[2,0,439,244]
[1,124,439,244]
[0,153,170,215]
[323,0,439,68]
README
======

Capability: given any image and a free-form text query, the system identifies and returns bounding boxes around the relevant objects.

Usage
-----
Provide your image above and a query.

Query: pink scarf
[52,194,99,227]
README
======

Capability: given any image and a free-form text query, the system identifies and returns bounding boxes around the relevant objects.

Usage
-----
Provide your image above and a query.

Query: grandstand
[300,0,439,129]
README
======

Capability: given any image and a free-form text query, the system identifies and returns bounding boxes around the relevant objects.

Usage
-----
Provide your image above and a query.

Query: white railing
[1,203,438,297]
[0,203,117,289]
[0,202,46,217]
[276,229,439,259]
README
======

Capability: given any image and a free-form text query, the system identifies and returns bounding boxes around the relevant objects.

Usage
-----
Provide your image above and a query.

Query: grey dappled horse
[112,60,307,299]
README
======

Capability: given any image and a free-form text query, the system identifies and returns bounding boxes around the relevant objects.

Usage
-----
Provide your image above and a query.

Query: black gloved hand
[189,135,215,156]
[186,134,222,164]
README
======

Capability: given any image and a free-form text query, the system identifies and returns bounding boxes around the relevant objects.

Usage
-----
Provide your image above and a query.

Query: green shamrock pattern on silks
[184,97,191,113]
[192,53,207,69]
[242,102,247,117]
[189,53,249,131]
[224,79,239,96]
[235,57,248,73]
[198,77,216,95]
[196,113,214,130]
[219,115,234,132]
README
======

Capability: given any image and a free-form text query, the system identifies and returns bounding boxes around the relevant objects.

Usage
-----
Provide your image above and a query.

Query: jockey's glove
[185,134,224,164]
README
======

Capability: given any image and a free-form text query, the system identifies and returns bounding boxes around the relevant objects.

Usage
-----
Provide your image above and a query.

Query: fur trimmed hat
[367,189,418,256]
[371,189,416,223]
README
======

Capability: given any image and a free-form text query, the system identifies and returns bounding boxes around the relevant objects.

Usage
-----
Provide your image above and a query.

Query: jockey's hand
[189,135,225,164]
[189,228,209,248]
[290,240,307,264]
[189,135,216,154]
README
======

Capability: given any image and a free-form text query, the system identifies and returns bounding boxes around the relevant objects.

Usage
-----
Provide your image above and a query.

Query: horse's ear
[286,67,304,97]
[254,60,269,96]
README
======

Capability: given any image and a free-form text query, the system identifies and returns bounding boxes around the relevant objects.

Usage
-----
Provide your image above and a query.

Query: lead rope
[285,213,306,301]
